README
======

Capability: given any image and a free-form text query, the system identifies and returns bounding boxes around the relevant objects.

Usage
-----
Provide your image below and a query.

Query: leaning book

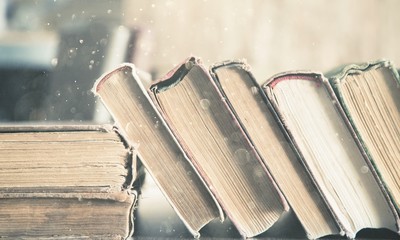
[93,63,222,237]
[0,124,137,239]
[328,60,400,214]
[263,71,399,238]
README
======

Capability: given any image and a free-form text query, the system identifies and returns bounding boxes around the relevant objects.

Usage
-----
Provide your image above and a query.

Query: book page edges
[152,57,288,237]
[210,59,289,211]
[0,123,136,204]
[320,76,400,235]
[264,70,400,235]
[0,191,137,240]
[93,63,224,237]
[150,60,246,236]
[0,124,114,133]
[263,71,349,236]
[326,62,400,233]
[145,59,226,225]
[0,189,136,204]
[113,127,138,190]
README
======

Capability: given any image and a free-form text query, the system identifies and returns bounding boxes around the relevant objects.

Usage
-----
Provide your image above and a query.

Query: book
[328,60,400,214]
[148,56,288,238]
[93,63,222,237]
[0,124,137,239]
[209,59,340,239]
[263,71,399,238]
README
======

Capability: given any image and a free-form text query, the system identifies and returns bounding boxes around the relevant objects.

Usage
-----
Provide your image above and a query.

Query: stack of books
[0,124,137,239]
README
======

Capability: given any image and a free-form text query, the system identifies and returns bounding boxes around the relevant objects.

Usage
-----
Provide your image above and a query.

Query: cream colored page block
[272,79,396,236]
[340,68,400,207]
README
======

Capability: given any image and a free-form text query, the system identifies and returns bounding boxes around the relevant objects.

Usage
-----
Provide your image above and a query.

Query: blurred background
[1,0,400,123]
[126,0,400,80]
[1,0,399,238]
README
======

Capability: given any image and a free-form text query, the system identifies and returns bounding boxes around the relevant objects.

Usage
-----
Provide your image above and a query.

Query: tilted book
[93,63,222,237]
[149,56,288,238]
[328,60,400,216]
[263,71,399,238]
[210,59,340,239]
[0,124,137,239]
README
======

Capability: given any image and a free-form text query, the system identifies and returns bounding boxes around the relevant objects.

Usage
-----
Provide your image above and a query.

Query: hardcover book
[263,71,399,238]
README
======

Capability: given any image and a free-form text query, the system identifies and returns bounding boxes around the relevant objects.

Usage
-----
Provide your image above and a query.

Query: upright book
[328,60,400,213]
[0,124,137,239]
[263,71,399,238]
[210,60,340,239]
[149,56,288,238]
[93,63,222,237]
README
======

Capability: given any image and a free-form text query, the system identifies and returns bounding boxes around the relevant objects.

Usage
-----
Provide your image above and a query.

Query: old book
[93,63,222,237]
[263,71,399,238]
[149,56,288,238]
[209,60,340,239]
[328,60,400,214]
[0,124,137,239]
